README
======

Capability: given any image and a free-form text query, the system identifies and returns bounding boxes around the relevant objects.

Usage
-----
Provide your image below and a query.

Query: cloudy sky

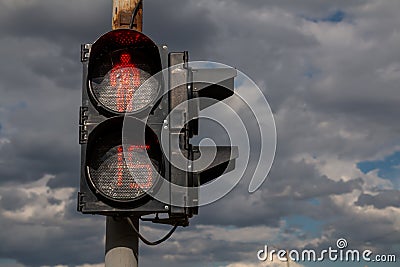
[1,0,400,266]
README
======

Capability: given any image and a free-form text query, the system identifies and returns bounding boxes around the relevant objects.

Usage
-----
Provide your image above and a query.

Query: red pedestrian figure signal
[110,53,141,112]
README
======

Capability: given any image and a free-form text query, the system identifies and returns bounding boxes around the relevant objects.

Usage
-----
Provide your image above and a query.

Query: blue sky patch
[323,10,346,23]
[357,151,400,187]
[307,198,320,206]
[304,66,321,79]
[305,10,346,24]
[286,215,322,236]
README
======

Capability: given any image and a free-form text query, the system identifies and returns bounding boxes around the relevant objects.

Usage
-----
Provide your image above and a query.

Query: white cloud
[1,175,75,223]
[377,62,400,82]
[0,138,10,145]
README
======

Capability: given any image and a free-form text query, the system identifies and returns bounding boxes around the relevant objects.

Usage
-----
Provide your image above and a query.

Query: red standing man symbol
[110,53,141,112]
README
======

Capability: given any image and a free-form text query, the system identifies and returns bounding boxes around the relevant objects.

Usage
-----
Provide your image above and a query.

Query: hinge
[80,44,91,62]
[79,106,89,144]
[77,192,86,212]
[79,106,88,125]
[79,126,88,144]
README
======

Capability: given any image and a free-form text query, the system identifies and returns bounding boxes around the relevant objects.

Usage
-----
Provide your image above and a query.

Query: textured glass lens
[87,30,162,115]
[91,68,159,113]
[88,144,157,201]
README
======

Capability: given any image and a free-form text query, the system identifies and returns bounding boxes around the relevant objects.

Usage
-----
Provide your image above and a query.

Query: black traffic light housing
[79,29,171,218]
[78,29,238,226]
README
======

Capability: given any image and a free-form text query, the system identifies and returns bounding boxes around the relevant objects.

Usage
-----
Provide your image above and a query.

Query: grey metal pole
[105,216,139,267]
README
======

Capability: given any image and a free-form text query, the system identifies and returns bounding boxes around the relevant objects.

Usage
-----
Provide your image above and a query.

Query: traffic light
[78,29,238,226]
[78,29,170,217]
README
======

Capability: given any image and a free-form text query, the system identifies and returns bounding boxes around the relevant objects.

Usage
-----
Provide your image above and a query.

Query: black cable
[126,217,179,246]
[129,0,143,30]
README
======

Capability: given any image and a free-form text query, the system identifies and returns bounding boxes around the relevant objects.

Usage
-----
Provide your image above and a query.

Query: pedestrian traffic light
[78,29,238,226]
[79,29,171,217]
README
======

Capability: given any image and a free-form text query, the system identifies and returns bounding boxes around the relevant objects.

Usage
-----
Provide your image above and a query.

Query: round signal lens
[85,118,162,203]
[89,144,157,201]
[88,29,162,114]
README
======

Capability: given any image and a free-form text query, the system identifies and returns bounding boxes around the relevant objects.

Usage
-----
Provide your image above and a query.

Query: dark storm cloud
[0,217,105,267]
[138,223,271,266]
[181,1,321,113]
[0,91,80,186]
[0,178,105,267]
[0,0,111,44]
[231,0,368,16]
[322,211,400,255]
[144,0,219,57]
[194,159,363,228]
[356,190,400,209]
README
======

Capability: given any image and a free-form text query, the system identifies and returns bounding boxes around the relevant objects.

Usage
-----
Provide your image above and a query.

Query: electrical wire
[126,217,179,246]
[130,0,143,30]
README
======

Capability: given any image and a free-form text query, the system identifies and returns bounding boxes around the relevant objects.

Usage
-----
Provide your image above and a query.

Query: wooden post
[112,0,143,31]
